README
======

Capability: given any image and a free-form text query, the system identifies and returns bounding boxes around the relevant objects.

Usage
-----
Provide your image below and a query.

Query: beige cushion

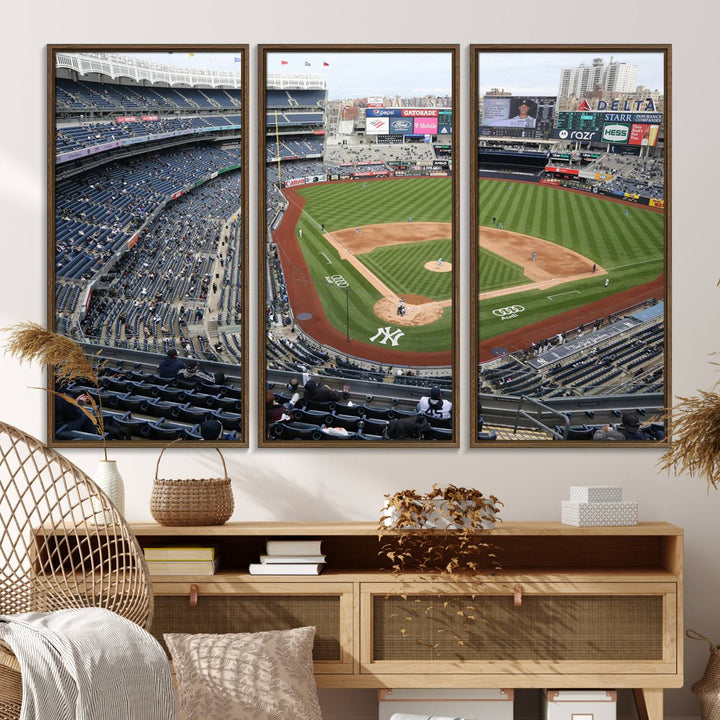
[164,626,322,720]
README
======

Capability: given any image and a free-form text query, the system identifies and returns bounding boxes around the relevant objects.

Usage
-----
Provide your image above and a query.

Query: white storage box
[569,486,623,503]
[542,689,616,719]
[378,688,513,720]
[561,500,638,527]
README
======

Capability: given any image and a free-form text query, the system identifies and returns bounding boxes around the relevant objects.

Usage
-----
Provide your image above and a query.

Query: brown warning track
[478,274,665,363]
[272,187,453,366]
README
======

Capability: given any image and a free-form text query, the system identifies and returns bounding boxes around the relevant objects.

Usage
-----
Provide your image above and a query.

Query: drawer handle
[189,584,198,607]
[513,584,522,607]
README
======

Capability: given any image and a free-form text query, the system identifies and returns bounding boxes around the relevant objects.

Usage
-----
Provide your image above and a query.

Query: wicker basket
[150,441,234,526]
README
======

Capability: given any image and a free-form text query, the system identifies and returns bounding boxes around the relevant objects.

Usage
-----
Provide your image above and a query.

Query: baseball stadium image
[260,46,458,446]
[50,47,249,446]
[471,46,669,445]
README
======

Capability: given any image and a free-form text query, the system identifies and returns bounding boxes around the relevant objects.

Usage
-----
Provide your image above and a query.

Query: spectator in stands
[303,378,348,404]
[200,418,224,441]
[266,391,291,425]
[157,348,185,378]
[287,378,301,406]
[593,424,626,441]
[616,412,655,441]
[178,360,214,383]
[55,392,98,436]
[417,386,452,420]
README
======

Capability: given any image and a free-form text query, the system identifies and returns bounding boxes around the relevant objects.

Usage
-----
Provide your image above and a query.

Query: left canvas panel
[49,46,249,446]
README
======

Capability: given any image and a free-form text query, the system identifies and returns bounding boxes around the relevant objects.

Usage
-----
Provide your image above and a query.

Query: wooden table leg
[633,688,663,720]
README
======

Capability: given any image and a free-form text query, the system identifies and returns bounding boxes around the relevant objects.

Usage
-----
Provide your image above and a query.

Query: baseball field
[477,179,665,358]
[274,177,454,366]
[271,175,664,366]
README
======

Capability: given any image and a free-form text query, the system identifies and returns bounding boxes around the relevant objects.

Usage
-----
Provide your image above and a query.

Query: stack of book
[248,539,325,575]
[143,545,220,575]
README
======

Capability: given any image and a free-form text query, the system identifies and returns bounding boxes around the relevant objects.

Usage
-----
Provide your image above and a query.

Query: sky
[478,52,665,97]
[117,51,453,100]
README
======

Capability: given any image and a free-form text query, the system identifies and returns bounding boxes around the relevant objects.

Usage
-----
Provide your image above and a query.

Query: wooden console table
[131,521,683,720]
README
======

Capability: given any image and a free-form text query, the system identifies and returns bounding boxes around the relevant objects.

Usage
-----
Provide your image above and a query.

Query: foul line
[547,290,581,301]
[320,252,332,264]
[607,257,664,271]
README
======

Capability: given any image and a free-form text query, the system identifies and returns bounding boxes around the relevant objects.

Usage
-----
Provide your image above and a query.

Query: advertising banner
[553,128,602,142]
[604,112,663,124]
[367,96,384,108]
[649,198,665,208]
[284,177,306,188]
[367,108,400,117]
[115,116,138,123]
[628,123,660,147]
[437,123,452,135]
[389,117,414,134]
[366,117,390,134]
[414,116,438,134]
[601,122,631,144]
[141,115,159,121]
[401,108,438,117]
[546,165,579,176]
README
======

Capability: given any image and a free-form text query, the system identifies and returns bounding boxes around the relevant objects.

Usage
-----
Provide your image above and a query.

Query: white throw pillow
[165,626,322,720]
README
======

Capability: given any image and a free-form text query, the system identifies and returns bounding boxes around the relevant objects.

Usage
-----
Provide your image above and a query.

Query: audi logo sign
[492,305,525,320]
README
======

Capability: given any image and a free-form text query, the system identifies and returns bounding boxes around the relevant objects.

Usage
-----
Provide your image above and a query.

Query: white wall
[1,3,718,718]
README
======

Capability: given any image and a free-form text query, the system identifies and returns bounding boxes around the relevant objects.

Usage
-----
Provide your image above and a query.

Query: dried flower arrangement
[659,279,720,490]
[659,388,720,490]
[2,322,108,458]
[378,484,503,575]
[377,485,503,656]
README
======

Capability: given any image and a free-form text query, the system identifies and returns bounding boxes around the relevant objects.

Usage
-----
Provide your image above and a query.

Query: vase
[688,630,720,720]
[93,460,125,516]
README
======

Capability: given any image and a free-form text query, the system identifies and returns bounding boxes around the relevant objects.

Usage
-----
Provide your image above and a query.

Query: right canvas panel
[471,46,670,446]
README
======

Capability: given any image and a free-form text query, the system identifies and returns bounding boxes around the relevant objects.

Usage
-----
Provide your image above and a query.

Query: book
[259,554,326,564]
[265,539,322,556]
[146,557,221,576]
[248,563,324,576]
[144,545,217,561]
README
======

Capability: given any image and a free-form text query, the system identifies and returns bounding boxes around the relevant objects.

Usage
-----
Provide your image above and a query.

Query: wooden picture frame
[48,45,249,447]
[258,44,459,447]
[470,45,671,447]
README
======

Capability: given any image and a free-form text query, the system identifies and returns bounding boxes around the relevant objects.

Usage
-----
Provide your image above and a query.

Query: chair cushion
[164,626,322,720]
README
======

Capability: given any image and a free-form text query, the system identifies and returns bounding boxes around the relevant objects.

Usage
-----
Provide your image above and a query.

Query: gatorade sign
[601,123,630,144]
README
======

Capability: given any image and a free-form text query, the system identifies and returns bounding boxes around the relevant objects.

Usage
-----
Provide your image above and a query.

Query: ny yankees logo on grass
[370,326,405,346]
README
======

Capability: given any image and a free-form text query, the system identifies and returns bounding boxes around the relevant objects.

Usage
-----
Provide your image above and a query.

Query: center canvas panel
[259,45,459,447]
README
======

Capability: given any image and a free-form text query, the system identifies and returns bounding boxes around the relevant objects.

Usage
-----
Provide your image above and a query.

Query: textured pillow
[164,626,322,720]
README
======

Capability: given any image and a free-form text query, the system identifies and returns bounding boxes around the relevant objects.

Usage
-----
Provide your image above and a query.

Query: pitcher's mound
[374,296,443,326]
[424,260,452,273]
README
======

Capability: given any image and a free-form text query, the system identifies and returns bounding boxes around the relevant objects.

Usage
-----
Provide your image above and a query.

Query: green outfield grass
[359,239,452,301]
[477,180,664,341]
[291,178,453,356]
[297,177,452,230]
[479,247,526,292]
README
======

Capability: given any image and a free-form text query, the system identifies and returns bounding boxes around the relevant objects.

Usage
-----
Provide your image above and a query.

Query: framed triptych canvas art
[48,45,249,447]
[45,43,668,448]
[259,45,459,447]
[470,45,670,447]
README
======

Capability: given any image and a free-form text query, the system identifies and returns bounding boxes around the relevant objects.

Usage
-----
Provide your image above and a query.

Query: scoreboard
[480,95,556,139]
[555,111,663,145]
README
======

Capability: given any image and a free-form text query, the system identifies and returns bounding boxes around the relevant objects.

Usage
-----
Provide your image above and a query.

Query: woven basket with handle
[688,629,720,720]
[150,441,233,526]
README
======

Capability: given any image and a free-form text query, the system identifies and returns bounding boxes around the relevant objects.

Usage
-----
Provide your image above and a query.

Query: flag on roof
[323,61,330,67]
[188,53,195,57]
[233,57,241,62]
[281,60,288,65]
[305,61,311,66]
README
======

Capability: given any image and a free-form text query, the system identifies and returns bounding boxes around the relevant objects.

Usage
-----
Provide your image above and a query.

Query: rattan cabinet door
[151,581,354,674]
[360,581,678,681]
